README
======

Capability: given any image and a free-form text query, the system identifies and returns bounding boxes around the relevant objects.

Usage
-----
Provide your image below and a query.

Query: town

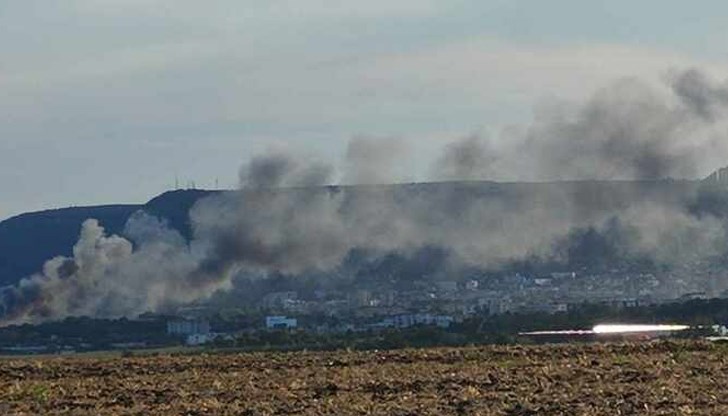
[3,264,728,354]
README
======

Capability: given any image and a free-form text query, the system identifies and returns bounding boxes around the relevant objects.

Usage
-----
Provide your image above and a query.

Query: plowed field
[2,341,727,415]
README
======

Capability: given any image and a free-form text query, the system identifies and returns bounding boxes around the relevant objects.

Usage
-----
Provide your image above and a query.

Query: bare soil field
[1,341,728,415]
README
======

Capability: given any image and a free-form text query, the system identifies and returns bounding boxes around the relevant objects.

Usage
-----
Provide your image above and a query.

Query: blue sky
[1,1,727,220]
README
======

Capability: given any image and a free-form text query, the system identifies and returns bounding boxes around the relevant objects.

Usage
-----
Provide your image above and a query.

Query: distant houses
[265,316,298,329]
[378,313,454,329]
[166,318,210,336]
[167,318,214,346]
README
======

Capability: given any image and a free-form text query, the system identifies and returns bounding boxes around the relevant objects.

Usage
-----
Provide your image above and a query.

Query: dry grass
[1,341,728,415]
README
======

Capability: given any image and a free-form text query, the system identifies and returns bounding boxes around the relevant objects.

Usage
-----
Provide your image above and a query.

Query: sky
[1,1,728,221]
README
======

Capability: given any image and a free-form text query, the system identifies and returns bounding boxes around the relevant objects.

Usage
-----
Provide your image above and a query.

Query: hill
[0,189,220,287]
[0,205,140,286]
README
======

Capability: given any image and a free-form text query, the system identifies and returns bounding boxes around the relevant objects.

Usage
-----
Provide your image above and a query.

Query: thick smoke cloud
[3,68,728,325]
[343,136,408,184]
[191,188,349,276]
[434,135,496,181]
[671,69,728,121]
[239,150,333,189]
[435,69,728,182]
[525,77,718,181]
[0,215,227,324]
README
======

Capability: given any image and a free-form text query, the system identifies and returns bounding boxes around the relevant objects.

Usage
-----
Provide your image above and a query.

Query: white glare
[592,324,689,334]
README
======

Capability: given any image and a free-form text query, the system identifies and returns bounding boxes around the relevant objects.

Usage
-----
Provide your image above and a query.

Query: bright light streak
[519,329,594,335]
[591,324,689,334]
[519,323,690,336]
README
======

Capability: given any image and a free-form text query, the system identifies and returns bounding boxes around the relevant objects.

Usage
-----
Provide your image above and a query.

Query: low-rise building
[380,313,454,329]
[167,319,210,336]
[265,316,298,329]
[517,302,568,315]
[186,333,214,346]
[262,291,298,309]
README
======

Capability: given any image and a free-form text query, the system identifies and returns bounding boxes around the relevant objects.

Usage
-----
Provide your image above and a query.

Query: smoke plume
[3,68,728,325]
[434,70,728,182]
[240,150,333,188]
[434,135,497,181]
[343,136,408,184]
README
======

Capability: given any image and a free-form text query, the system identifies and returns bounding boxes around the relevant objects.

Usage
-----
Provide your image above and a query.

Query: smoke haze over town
[8,6,728,416]
[3,2,728,327]
[3,68,728,324]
